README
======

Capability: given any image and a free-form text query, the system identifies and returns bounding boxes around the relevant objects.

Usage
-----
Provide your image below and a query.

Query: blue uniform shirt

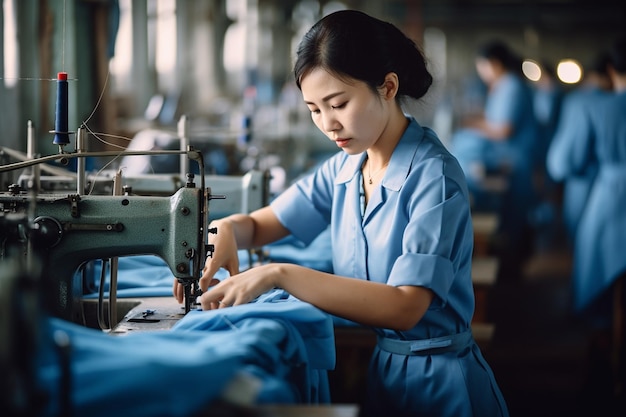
[271,117,474,337]
[451,74,538,240]
[271,117,509,417]
[546,86,606,242]
[569,91,626,313]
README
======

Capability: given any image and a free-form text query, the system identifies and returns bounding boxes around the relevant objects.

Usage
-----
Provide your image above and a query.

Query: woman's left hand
[199,263,281,309]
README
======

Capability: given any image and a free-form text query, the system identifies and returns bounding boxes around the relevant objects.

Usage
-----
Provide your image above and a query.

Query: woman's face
[475,56,503,85]
[300,67,390,155]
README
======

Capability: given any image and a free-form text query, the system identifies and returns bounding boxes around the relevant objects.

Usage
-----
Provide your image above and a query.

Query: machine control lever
[63,222,124,232]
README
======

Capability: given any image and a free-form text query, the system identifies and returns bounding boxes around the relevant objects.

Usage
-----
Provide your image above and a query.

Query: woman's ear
[379,72,400,100]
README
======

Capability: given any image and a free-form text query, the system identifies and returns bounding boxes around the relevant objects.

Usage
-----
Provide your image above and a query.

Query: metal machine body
[0,180,206,322]
[1,118,270,327]
[17,170,270,220]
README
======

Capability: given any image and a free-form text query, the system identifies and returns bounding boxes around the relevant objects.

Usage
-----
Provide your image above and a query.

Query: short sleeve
[384,152,473,306]
[270,154,344,245]
[271,184,330,245]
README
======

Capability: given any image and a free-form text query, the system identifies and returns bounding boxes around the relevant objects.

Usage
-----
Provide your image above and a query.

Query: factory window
[423,27,451,145]
[290,0,320,61]
[152,0,177,92]
[224,0,246,73]
[3,0,18,88]
[109,1,176,92]
[109,0,132,91]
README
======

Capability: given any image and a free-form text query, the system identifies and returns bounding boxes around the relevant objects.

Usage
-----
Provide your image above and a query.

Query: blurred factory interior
[2,0,624,180]
[1,0,626,416]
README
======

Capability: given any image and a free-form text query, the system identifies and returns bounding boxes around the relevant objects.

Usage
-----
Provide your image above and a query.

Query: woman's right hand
[172,219,240,304]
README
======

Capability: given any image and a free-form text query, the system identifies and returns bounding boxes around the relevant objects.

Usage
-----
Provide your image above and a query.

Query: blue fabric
[37,314,300,416]
[173,291,335,403]
[271,117,508,416]
[82,255,180,297]
[35,294,333,416]
[265,228,333,273]
[82,253,244,298]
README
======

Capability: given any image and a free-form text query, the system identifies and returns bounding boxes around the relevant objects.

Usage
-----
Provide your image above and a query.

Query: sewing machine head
[2,133,271,327]
[0,179,206,322]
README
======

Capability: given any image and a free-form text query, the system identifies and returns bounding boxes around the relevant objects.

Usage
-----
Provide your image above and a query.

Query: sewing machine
[2,109,273,324]
[0,174,208,322]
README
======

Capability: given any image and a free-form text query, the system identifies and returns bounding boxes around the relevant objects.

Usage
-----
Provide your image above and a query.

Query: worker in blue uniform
[561,39,626,319]
[546,53,612,246]
[450,40,538,279]
[174,10,508,417]
[559,38,626,409]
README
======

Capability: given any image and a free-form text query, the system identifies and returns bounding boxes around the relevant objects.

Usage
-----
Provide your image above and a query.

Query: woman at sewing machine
[173,10,509,417]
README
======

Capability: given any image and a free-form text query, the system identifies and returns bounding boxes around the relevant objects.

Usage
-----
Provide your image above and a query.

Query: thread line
[62,0,67,71]
[83,69,110,125]
[0,77,75,81]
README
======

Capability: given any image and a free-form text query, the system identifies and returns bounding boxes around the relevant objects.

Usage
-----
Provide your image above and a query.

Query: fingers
[172,280,183,304]
[199,280,237,310]
[218,300,234,308]
[226,258,240,278]
[199,255,229,292]
[200,293,232,310]
[203,298,221,310]
[199,274,221,293]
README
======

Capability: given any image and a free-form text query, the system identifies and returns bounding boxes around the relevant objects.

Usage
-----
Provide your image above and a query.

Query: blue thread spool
[52,72,70,146]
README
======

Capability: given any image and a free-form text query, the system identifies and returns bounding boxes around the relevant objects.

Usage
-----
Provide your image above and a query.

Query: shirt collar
[334,116,424,192]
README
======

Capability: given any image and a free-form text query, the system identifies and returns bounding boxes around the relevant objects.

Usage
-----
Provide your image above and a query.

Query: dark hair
[293,10,432,101]
[608,36,626,74]
[477,40,522,74]
[587,51,611,76]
